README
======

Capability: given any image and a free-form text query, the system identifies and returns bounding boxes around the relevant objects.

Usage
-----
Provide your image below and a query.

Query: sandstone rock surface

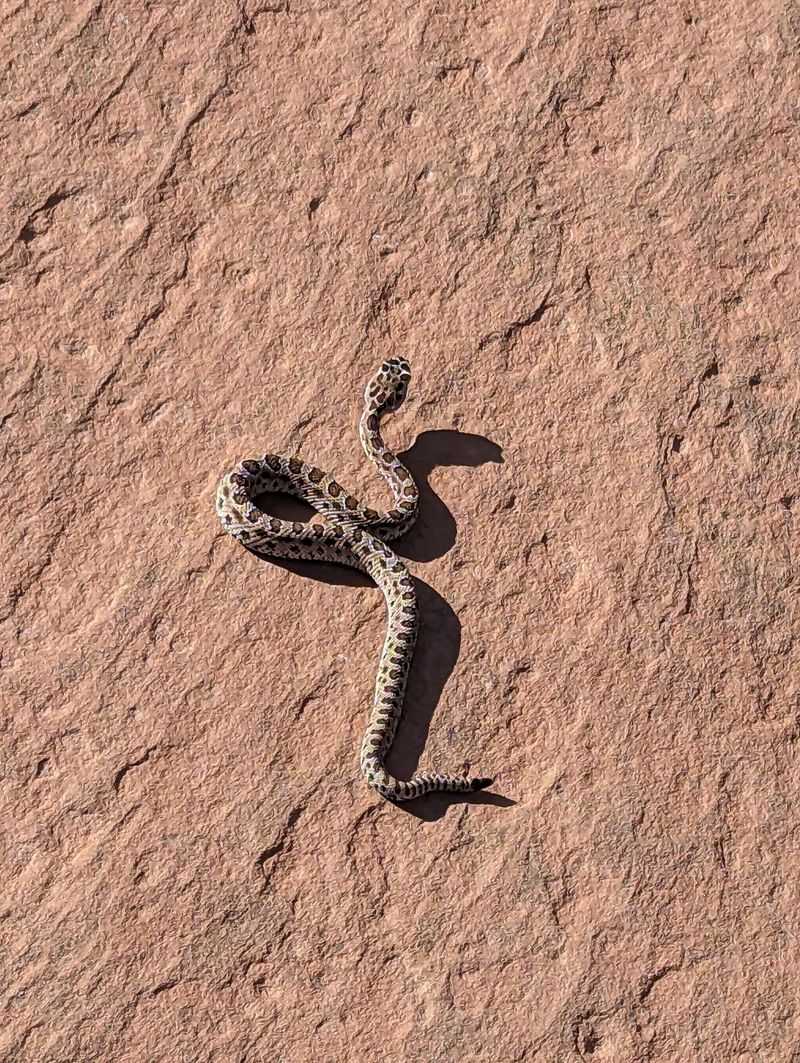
[3,2,799,1060]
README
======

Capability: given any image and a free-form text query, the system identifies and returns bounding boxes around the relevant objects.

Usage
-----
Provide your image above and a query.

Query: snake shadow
[397,429,504,563]
[256,429,514,822]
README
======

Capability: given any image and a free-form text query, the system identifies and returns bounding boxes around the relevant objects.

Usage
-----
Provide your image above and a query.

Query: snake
[215,358,493,802]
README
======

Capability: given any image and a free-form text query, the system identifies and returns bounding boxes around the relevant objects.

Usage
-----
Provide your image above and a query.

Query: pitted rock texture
[2,2,799,1061]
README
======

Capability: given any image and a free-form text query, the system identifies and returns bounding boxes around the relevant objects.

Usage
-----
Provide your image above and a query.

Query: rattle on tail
[215,358,493,801]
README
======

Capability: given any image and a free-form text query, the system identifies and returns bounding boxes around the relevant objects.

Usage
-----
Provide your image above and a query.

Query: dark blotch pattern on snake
[215,359,493,802]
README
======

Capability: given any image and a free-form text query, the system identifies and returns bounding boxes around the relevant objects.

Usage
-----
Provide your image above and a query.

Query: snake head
[365,357,412,413]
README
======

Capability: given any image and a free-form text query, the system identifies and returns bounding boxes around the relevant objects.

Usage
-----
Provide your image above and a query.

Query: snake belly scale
[215,359,493,802]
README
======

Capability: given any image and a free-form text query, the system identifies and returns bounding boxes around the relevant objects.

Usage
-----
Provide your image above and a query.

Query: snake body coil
[215,359,493,802]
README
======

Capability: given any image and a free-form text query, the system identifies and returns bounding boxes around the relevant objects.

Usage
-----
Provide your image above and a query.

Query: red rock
[3,2,798,1059]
